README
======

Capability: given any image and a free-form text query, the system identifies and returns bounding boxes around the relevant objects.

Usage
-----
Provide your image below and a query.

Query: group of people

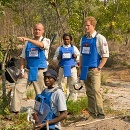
[10,16,109,130]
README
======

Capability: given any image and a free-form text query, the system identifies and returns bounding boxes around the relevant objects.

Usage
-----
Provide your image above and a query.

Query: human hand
[57,54,62,60]
[93,68,101,73]
[17,37,29,42]
[32,113,39,123]
[72,54,77,59]
[34,123,45,130]
[21,71,27,78]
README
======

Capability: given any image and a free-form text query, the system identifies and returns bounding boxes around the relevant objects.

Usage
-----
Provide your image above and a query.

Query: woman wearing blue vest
[53,33,80,101]
[79,16,109,119]
[11,23,50,113]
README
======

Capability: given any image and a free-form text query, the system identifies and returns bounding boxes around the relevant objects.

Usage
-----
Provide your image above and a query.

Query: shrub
[67,97,88,115]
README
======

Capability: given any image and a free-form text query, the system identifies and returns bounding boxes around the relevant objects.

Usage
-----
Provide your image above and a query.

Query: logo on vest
[85,43,89,47]
[31,48,36,50]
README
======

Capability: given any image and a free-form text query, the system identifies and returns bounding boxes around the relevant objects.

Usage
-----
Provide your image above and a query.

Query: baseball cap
[43,69,57,81]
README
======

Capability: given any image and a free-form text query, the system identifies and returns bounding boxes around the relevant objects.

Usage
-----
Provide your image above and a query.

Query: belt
[27,68,45,70]
[60,66,75,68]
[89,67,96,70]
[38,68,45,70]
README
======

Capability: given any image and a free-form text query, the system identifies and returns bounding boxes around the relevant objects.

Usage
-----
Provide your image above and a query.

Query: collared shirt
[20,36,50,59]
[80,31,109,58]
[53,44,80,62]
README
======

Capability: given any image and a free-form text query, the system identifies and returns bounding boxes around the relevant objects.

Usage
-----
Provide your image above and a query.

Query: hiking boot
[97,114,105,119]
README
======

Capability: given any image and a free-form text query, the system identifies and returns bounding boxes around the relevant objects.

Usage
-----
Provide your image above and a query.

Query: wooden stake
[46,120,49,130]
[75,116,119,127]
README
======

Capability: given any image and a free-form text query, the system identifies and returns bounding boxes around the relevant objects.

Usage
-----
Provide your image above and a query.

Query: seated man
[33,69,67,130]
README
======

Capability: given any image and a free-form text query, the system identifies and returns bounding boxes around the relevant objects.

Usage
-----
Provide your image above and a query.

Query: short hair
[85,16,97,27]
[62,33,72,41]
[34,23,44,30]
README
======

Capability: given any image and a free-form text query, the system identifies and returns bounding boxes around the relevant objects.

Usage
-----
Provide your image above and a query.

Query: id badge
[62,53,71,59]
[82,47,90,54]
[29,50,38,57]
[34,101,41,111]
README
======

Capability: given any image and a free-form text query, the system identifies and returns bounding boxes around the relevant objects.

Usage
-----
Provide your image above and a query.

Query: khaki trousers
[58,67,78,101]
[11,69,47,112]
[84,69,104,116]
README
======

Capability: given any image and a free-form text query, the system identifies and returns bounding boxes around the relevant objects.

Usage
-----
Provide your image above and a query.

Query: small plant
[67,97,88,115]
[101,72,109,85]
[0,95,10,115]
[26,89,35,99]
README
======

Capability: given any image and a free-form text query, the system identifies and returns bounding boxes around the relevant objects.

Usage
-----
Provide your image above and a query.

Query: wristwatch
[97,67,101,71]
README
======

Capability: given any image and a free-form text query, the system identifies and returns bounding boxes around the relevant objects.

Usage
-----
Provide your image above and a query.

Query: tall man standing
[11,23,50,113]
[79,16,109,119]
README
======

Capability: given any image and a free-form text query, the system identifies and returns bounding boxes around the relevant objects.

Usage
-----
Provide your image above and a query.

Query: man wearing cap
[79,16,109,119]
[11,23,50,113]
[34,69,67,130]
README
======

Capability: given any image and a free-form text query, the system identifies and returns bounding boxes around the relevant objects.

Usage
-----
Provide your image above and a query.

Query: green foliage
[105,51,119,67]
[0,112,34,129]
[101,72,109,85]
[0,95,10,115]
[67,97,88,115]
[0,86,33,129]
[26,89,35,99]
[0,51,4,63]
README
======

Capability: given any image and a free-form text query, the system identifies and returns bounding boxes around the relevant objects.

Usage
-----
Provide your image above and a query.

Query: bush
[67,97,88,115]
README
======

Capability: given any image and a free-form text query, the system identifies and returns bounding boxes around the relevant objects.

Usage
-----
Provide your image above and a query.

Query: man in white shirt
[79,16,109,119]
[11,23,50,113]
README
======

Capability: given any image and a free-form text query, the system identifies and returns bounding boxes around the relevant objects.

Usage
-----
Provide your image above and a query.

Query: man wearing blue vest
[11,23,50,113]
[53,33,80,101]
[79,16,109,119]
[34,69,67,130]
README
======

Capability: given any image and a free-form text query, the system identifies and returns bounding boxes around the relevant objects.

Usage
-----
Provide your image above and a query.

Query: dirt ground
[61,67,130,130]
[2,46,130,129]
[4,67,129,130]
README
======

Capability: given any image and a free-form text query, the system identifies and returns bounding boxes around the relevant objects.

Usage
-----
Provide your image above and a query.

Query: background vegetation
[0,0,130,129]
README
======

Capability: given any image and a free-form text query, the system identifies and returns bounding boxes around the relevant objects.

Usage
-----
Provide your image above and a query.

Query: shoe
[81,110,90,120]
[97,114,105,119]
[10,111,19,114]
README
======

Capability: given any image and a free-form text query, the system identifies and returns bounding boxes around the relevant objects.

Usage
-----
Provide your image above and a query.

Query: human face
[33,24,44,39]
[44,76,55,88]
[63,36,71,45]
[85,21,95,35]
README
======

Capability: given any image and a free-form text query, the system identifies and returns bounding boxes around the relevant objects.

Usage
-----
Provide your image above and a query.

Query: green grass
[67,97,88,115]
[26,89,35,99]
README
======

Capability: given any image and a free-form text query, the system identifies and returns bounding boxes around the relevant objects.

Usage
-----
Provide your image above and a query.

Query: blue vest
[59,45,76,77]
[80,36,101,80]
[26,42,47,68]
[25,42,47,81]
[35,89,57,129]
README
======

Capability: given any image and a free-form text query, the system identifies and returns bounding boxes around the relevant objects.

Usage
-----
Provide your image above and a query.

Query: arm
[73,46,80,62]
[95,34,109,71]
[53,47,60,62]
[17,37,44,48]
[35,111,67,129]
[98,57,108,69]
[78,38,82,71]
[19,57,25,70]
